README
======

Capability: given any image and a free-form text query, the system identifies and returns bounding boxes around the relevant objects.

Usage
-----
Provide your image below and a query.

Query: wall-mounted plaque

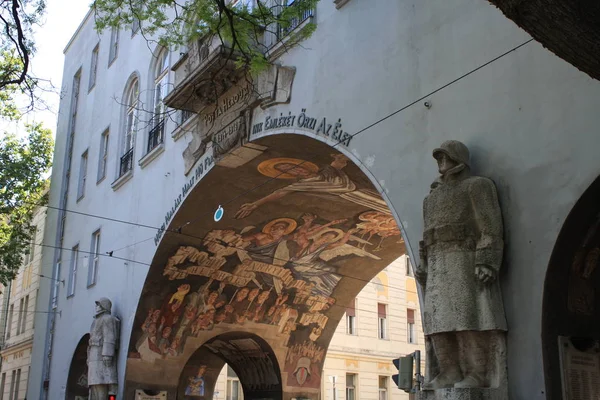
[135,389,168,399]
[559,336,600,400]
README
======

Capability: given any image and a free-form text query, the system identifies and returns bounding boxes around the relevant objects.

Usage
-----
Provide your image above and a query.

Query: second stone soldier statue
[88,297,120,399]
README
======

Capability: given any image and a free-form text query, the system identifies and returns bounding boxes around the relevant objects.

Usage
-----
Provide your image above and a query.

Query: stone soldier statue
[417,140,508,390]
[88,297,120,399]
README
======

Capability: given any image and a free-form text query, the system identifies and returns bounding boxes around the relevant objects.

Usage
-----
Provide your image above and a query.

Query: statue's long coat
[88,312,120,385]
[419,173,507,334]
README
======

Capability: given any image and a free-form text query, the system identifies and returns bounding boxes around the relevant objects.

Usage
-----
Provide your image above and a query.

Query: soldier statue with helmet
[88,297,120,399]
[417,140,508,391]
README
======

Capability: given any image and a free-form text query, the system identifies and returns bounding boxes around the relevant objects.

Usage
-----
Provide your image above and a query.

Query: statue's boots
[454,343,487,389]
[424,367,463,390]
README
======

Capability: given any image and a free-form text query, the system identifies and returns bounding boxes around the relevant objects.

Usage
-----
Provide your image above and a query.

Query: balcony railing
[147,119,165,153]
[119,148,134,177]
[275,1,314,42]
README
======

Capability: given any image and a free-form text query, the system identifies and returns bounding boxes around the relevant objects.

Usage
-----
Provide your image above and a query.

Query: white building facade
[27,1,600,400]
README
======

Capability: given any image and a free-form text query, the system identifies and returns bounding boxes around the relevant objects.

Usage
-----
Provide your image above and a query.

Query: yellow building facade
[212,255,424,400]
[0,204,47,400]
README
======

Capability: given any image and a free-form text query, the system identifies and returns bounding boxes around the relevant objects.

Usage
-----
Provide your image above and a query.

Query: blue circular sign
[214,206,224,222]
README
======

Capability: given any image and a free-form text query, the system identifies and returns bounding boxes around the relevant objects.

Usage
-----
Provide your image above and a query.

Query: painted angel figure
[286,226,381,297]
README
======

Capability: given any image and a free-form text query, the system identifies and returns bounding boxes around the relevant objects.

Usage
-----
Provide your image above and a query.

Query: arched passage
[178,332,282,400]
[66,334,90,400]
[125,134,408,399]
[542,175,600,400]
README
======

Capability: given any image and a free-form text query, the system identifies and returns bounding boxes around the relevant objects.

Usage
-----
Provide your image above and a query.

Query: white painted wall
[28,0,600,399]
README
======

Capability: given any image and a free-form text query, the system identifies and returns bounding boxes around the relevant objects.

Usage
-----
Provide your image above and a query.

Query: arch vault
[124,134,408,399]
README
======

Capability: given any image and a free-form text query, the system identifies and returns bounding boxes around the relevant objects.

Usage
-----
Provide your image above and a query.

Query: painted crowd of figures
[136,209,400,360]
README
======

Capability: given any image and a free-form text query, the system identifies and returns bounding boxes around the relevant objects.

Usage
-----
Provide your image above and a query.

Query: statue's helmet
[432,140,470,168]
[95,297,112,313]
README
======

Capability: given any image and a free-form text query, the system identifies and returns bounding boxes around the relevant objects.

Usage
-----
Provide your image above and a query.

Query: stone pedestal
[417,387,508,400]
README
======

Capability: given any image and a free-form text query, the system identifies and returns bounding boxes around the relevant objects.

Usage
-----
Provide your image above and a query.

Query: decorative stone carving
[88,297,120,399]
[416,140,508,395]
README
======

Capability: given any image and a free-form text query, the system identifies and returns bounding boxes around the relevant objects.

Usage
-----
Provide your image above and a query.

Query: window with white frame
[51,260,61,309]
[119,79,139,177]
[88,230,101,286]
[67,245,79,297]
[226,365,243,400]
[9,370,15,400]
[108,26,119,65]
[12,369,20,400]
[378,376,388,400]
[345,298,356,335]
[407,308,416,344]
[405,255,413,277]
[97,128,109,182]
[345,373,356,400]
[77,150,88,199]
[148,48,169,154]
[89,43,99,90]
[378,303,387,339]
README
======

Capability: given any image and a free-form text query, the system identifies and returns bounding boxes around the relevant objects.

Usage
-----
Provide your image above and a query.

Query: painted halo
[262,218,298,235]
[257,157,320,179]
[308,228,345,243]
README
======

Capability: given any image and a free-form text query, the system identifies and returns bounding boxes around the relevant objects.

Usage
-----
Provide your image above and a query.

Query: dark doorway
[543,175,600,400]
[178,332,282,400]
[66,334,90,400]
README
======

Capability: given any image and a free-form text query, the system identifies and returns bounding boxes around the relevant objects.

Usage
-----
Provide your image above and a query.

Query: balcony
[147,119,165,153]
[275,3,314,43]
[165,37,246,113]
[119,148,134,177]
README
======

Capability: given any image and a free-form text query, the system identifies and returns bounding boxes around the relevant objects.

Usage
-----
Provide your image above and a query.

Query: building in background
[0,202,47,400]
[212,255,424,400]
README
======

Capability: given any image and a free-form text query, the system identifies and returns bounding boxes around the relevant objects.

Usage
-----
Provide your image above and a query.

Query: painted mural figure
[417,140,508,389]
[87,298,120,400]
[235,155,391,219]
[185,365,207,396]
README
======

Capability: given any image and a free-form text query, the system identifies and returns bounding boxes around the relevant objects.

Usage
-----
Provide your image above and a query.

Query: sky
[2,0,91,136]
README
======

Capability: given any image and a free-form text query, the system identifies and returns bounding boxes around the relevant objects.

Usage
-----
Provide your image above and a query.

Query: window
[148,49,169,154]
[227,365,243,400]
[345,374,356,400]
[16,298,23,335]
[405,256,413,277]
[77,150,88,200]
[6,304,13,340]
[88,230,101,286]
[97,129,109,182]
[0,372,5,400]
[12,370,20,400]
[21,295,29,334]
[119,79,139,177]
[51,261,61,309]
[378,303,387,340]
[89,44,99,90]
[345,298,356,335]
[407,309,416,344]
[378,376,388,400]
[108,27,119,65]
[23,230,35,265]
[67,245,79,297]
[8,371,15,400]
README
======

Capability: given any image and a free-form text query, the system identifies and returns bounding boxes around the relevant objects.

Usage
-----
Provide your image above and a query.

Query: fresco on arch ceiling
[129,139,406,391]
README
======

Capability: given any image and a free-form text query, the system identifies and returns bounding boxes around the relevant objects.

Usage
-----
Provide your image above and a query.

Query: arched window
[119,78,139,177]
[148,49,169,153]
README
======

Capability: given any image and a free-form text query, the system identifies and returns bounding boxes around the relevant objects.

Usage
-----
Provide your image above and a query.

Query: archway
[66,334,90,400]
[542,175,600,400]
[125,134,408,399]
[178,332,282,400]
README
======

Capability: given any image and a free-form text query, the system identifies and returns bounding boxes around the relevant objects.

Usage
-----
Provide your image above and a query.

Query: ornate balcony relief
[176,59,297,176]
